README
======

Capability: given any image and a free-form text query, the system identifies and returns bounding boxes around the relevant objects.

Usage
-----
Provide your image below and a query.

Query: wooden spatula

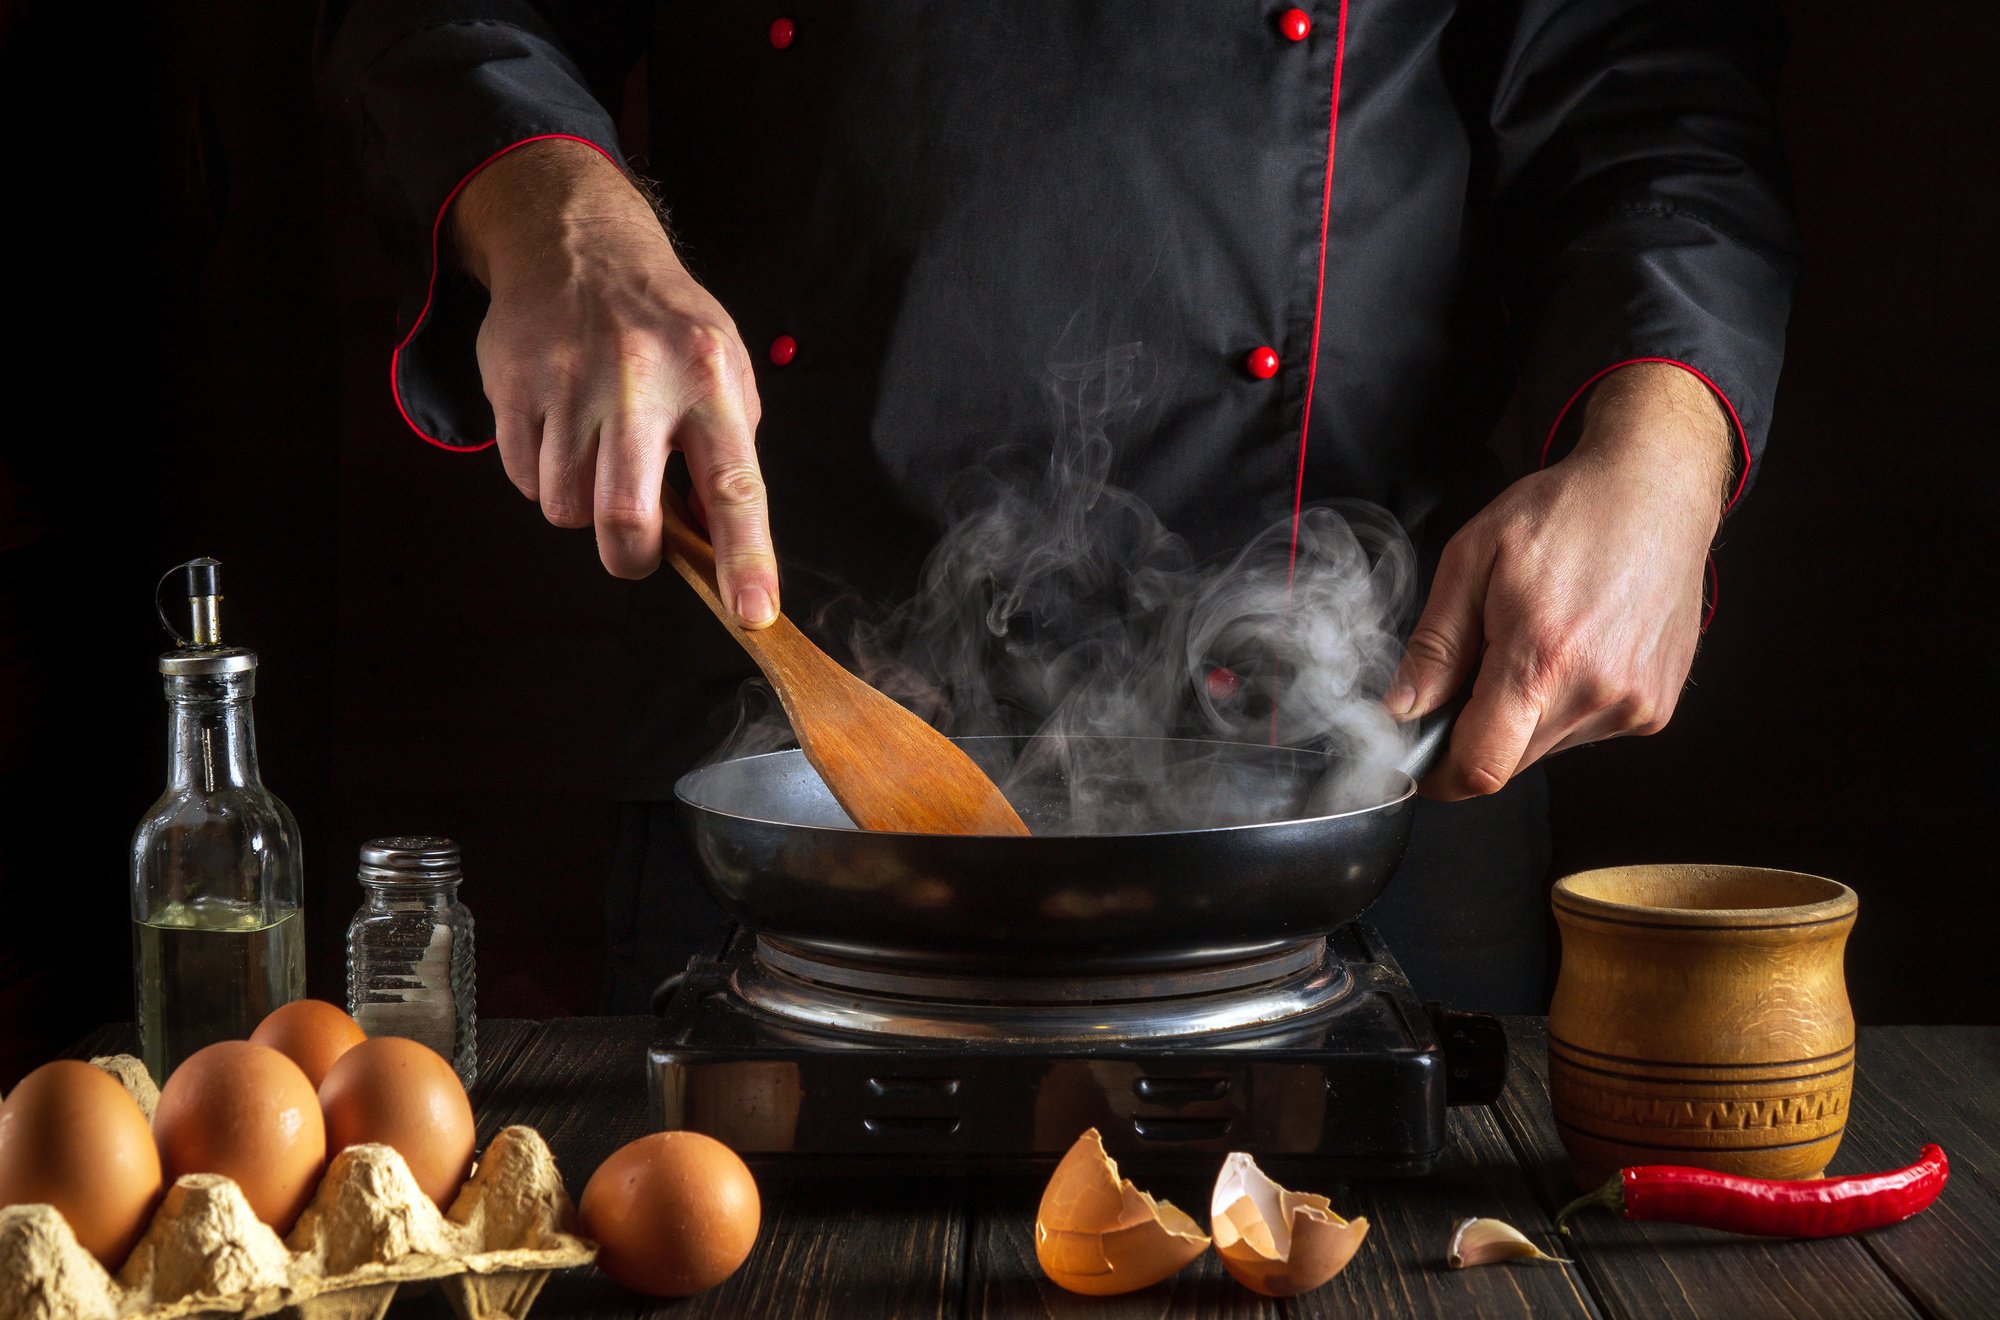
[658,490,1030,836]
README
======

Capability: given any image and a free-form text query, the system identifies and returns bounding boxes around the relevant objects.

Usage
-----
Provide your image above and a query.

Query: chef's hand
[1386,362,1735,800]
[451,139,778,626]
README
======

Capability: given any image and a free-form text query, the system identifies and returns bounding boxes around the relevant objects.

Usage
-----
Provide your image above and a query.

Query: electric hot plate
[647,923,1505,1176]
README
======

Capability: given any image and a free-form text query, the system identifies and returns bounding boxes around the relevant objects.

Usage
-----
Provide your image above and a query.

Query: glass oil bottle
[131,558,304,1081]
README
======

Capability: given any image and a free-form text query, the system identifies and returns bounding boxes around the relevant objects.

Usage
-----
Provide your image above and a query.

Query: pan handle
[1396,692,1467,783]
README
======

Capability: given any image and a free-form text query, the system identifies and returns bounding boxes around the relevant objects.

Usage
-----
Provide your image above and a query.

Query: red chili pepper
[1557,1145,1949,1239]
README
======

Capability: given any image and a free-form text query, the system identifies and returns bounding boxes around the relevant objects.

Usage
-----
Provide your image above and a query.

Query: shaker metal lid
[359,836,463,881]
[159,647,258,676]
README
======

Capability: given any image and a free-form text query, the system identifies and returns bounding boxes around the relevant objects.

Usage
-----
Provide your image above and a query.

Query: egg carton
[0,1056,595,1320]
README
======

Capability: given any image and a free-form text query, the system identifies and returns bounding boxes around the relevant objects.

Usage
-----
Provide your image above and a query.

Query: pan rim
[673,733,1419,840]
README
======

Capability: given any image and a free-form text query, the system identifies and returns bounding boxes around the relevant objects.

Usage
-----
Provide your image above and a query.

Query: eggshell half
[1209,1151,1368,1297]
[1035,1128,1209,1296]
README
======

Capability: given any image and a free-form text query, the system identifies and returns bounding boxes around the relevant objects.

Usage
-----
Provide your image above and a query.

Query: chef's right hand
[451,138,778,627]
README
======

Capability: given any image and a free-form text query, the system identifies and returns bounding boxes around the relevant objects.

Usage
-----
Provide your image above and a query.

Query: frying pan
[674,708,1458,973]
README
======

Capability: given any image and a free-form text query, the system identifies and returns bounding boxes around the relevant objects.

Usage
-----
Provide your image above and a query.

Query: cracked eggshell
[1210,1152,1369,1298]
[1035,1128,1209,1296]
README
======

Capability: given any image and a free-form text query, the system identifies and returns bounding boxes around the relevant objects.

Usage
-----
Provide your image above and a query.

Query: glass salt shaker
[346,837,477,1086]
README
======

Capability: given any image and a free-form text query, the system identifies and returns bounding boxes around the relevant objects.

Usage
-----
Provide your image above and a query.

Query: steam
[716,344,1417,834]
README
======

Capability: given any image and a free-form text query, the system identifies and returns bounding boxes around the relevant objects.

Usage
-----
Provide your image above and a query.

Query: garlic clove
[1446,1217,1572,1269]
[1209,1152,1369,1297]
[1035,1129,1209,1296]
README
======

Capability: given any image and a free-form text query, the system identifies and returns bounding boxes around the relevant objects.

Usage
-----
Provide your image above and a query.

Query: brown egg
[154,1040,326,1233]
[579,1132,760,1297]
[250,999,367,1090]
[0,1060,163,1267]
[317,1036,475,1208]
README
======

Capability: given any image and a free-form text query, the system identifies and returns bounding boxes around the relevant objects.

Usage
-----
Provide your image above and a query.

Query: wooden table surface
[71,1018,1998,1318]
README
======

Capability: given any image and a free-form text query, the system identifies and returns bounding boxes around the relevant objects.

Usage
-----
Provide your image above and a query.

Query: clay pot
[1549,865,1856,1187]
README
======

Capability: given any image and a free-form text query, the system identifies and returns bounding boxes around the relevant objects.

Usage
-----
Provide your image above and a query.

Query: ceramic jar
[1549,865,1857,1187]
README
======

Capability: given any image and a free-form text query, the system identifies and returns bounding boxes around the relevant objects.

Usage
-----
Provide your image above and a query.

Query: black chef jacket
[319,1,1800,1012]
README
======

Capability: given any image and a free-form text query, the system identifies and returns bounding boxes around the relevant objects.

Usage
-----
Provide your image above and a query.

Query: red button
[769,335,798,366]
[769,17,795,49]
[1245,346,1280,379]
[1278,8,1311,41]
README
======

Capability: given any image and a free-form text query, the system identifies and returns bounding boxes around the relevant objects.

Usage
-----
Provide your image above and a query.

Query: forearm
[1567,362,1736,528]
[452,137,666,289]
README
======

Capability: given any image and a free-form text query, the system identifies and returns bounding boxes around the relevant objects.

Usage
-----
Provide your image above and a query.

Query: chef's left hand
[1386,362,1736,800]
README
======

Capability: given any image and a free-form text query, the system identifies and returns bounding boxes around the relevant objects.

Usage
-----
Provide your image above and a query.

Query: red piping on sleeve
[1537,356,1753,513]
[1283,0,1352,590]
[1703,553,1718,632]
[389,133,619,453]
[1539,356,1748,631]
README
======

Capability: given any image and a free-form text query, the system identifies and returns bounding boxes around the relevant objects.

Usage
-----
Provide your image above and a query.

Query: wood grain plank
[962,1105,1597,1319]
[466,1017,540,1133]
[1854,1029,2000,1172]
[70,1017,1991,1317]
[1494,1019,1921,1320]
[1833,1028,2000,1318]
[475,1017,968,1320]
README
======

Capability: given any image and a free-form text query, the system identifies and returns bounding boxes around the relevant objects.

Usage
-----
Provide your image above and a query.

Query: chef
[318,2,1798,1013]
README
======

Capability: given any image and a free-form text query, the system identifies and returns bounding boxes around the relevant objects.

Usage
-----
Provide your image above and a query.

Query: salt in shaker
[346,836,477,1085]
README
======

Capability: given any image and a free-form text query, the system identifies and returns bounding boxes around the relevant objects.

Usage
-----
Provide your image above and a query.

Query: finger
[594,405,670,579]
[677,387,779,628]
[1388,536,1490,720]
[537,407,597,529]
[1421,651,1543,800]
[1541,687,1676,758]
[493,403,543,501]
[681,366,759,536]
[1545,724,1631,757]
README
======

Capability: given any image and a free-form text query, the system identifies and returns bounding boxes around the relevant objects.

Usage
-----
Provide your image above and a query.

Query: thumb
[1387,536,1489,719]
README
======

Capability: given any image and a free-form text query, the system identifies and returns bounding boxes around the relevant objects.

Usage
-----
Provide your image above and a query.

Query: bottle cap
[160,649,257,676]
[155,556,257,675]
[359,836,464,883]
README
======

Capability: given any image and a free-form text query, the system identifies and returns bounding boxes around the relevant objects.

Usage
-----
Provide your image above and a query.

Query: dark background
[2,2,1993,1085]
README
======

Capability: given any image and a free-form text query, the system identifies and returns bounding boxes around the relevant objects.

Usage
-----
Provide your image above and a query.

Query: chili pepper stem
[1556,1177,1626,1235]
